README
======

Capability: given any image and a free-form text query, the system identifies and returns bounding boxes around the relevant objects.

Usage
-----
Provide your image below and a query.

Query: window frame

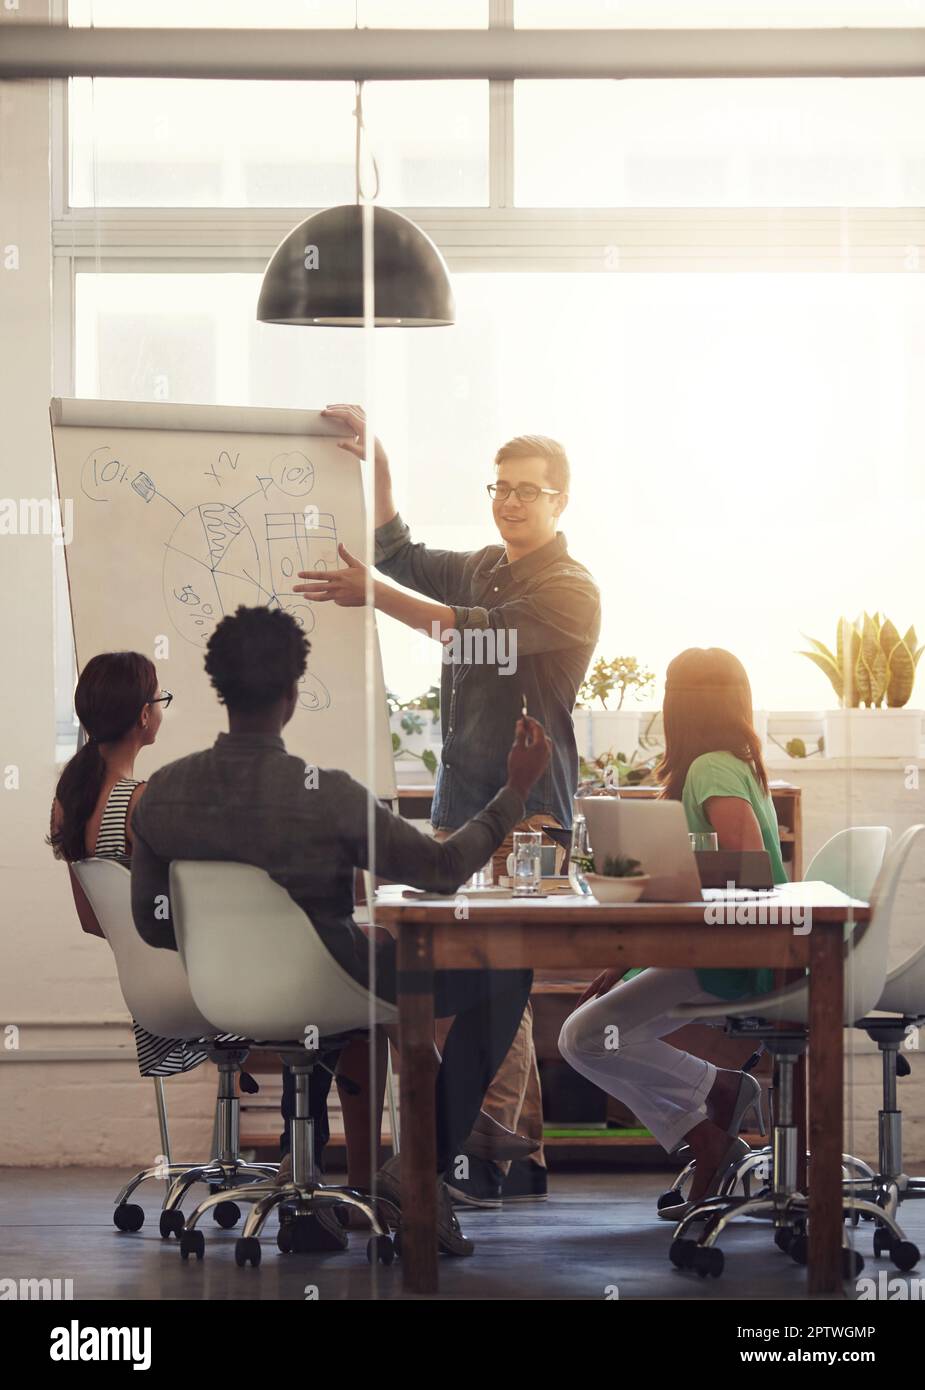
[48,0,925,739]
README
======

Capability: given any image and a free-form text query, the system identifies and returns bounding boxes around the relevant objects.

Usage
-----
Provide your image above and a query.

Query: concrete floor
[2,1167,923,1301]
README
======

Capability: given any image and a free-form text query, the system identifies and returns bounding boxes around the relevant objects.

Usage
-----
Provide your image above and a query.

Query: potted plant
[799,613,923,758]
[387,686,441,780]
[578,655,655,759]
[578,745,659,790]
[584,853,650,905]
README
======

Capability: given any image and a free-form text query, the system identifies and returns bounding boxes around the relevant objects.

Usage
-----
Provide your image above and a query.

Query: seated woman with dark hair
[559,648,787,1215]
[47,651,204,1076]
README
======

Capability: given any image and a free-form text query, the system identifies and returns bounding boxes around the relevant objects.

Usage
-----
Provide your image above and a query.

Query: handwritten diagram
[79,443,336,712]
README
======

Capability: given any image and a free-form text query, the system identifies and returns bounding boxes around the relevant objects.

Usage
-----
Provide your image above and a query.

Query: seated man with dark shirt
[130,605,550,1256]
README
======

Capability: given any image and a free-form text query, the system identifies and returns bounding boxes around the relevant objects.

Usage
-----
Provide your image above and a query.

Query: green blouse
[682,750,788,1000]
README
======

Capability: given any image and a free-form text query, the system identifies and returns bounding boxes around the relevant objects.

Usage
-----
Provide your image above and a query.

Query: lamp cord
[353,81,381,205]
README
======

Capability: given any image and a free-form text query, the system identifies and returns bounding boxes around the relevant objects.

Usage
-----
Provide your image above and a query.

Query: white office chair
[665,826,923,1280]
[843,828,925,1254]
[658,825,893,1215]
[805,826,894,906]
[169,860,400,1267]
[72,859,277,1238]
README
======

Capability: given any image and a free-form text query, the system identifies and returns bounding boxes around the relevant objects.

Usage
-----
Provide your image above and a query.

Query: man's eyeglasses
[147,691,173,709]
[487,482,562,505]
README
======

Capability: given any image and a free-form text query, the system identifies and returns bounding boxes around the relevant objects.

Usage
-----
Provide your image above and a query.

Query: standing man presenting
[296,405,601,1208]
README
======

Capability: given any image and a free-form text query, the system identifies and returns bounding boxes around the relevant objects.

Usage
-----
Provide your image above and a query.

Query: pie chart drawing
[163,502,264,647]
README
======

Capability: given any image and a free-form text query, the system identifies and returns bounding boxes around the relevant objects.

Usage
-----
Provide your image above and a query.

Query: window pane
[69,78,488,207]
[69,0,488,27]
[516,79,925,206]
[516,0,925,26]
[75,270,925,711]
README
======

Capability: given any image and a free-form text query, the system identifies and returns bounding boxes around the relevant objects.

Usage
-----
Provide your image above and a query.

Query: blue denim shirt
[375,514,601,831]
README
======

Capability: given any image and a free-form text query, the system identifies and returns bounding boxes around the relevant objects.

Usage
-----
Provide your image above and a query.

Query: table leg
[795,1055,808,1193]
[397,921,438,1294]
[808,926,844,1295]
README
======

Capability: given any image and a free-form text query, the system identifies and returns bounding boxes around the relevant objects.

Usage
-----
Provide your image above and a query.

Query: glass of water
[466,859,494,890]
[689,832,719,852]
[511,831,542,896]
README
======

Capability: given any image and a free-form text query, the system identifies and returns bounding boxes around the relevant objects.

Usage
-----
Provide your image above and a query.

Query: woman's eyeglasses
[486,482,561,504]
[147,691,173,709]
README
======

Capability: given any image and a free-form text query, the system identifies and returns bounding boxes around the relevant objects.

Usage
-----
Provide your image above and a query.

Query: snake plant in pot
[799,613,923,757]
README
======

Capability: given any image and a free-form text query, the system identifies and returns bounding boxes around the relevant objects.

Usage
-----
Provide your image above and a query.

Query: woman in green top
[559,648,783,1212]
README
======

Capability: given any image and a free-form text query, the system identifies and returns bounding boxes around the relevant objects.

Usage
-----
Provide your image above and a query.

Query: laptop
[581,797,704,902]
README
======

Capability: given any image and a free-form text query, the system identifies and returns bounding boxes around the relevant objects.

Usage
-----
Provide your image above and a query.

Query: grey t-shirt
[130,730,524,983]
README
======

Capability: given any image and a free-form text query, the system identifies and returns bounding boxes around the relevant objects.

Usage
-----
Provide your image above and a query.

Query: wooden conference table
[374,881,867,1297]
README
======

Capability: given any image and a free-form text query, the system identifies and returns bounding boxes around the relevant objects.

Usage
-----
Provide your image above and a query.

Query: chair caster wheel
[179,1230,204,1261]
[235,1237,261,1267]
[159,1209,185,1240]
[789,1234,809,1266]
[367,1234,395,1265]
[692,1246,724,1279]
[890,1240,919,1272]
[873,1228,894,1258]
[842,1247,864,1279]
[657,1188,684,1212]
[212,1200,241,1229]
[669,1238,696,1269]
[277,1225,294,1253]
[774,1228,793,1254]
[113,1203,145,1232]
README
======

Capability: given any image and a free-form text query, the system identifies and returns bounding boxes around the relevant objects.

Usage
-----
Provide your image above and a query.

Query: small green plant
[580,656,655,711]
[390,731,438,775]
[769,734,825,760]
[579,747,658,787]
[799,614,923,709]
[387,686,441,774]
[595,854,644,879]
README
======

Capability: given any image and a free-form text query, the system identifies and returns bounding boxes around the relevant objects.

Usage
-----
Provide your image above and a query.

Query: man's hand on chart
[295,542,369,607]
[575,968,623,1008]
[322,404,390,471]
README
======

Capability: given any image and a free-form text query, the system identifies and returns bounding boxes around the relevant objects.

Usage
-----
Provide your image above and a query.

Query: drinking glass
[511,831,542,896]
[689,832,719,852]
[466,860,494,890]
[568,812,593,896]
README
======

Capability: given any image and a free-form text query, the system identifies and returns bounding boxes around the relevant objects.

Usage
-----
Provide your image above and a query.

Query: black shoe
[444,1155,504,1210]
[500,1159,548,1203]
[277,1207,348,1251]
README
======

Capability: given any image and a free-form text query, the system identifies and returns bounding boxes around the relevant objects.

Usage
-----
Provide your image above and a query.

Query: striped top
[96,778,211,1079]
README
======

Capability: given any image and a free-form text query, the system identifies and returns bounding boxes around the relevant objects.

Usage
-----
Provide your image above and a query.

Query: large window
[515,79,925,207]
[55,2,925,722]
[69,79,489,208]
[74,270,925,712]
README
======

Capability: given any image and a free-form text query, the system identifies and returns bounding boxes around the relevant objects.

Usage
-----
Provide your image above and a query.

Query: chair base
[178,1179,398,1266]
[174,1048,401,1266]
[113,1051,276,1236]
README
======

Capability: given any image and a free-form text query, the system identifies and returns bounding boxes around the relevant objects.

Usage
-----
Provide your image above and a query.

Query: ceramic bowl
[584,873,650,905]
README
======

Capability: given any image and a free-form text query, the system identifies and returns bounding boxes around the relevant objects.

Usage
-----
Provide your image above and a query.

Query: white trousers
[558,968,724,1154]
